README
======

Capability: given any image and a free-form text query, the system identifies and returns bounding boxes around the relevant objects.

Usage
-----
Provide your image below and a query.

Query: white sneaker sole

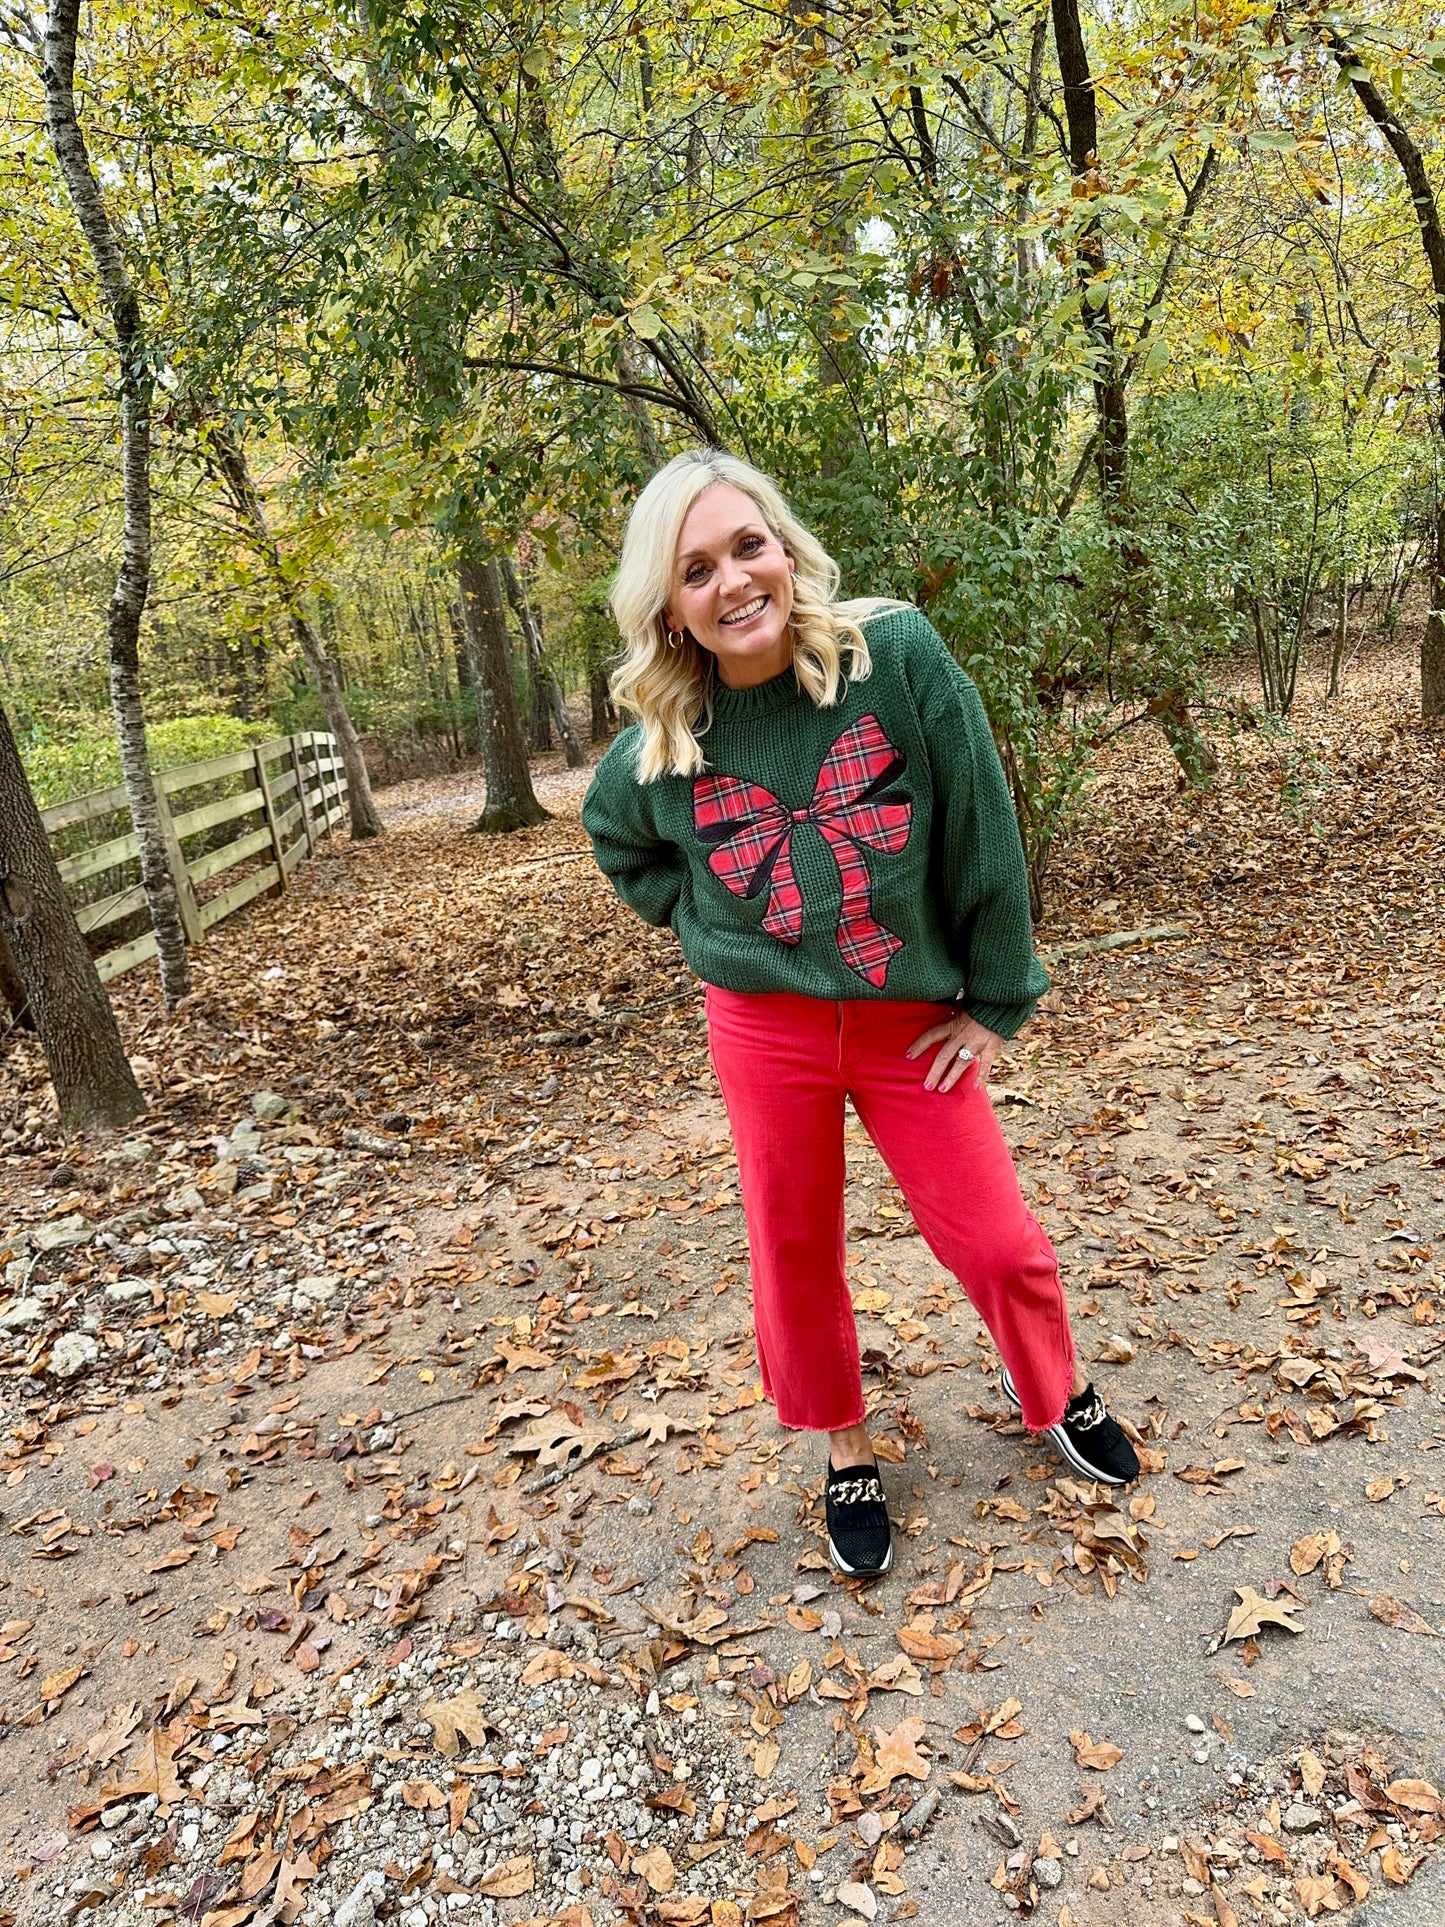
[998,1368,1132,1487]
[828,1533,893,1577]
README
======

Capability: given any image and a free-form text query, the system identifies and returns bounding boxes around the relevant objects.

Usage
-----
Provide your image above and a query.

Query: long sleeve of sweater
[580,729,687,928]
[913,643,1051,1038]
[581,605,1051,1020]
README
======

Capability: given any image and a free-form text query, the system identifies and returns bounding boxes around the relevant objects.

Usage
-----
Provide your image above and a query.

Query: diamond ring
[956,1045,975,1063]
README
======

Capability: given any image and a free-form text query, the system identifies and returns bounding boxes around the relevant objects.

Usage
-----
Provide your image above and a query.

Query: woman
[582,449,1137,1579]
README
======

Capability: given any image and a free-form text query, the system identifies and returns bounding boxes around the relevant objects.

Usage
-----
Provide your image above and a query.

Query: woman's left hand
[906,1009,1005,1093]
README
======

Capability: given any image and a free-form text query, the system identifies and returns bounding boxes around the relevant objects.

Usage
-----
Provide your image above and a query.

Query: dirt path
[1,655,1442,1927]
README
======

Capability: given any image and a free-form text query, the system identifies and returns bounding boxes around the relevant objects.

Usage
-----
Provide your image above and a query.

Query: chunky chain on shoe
[830,1473,884,1507]
[1066,1391,1108,1431]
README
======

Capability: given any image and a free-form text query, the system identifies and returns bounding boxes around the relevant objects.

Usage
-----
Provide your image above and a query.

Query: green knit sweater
[581,605,1050,1037]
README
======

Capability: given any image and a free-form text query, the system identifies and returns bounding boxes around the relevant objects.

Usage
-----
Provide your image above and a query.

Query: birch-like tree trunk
[43,0,192,1006]
[0,700,146,1130]
[502,555,584,769]
[458,554,548,833]
[202,422,383,838]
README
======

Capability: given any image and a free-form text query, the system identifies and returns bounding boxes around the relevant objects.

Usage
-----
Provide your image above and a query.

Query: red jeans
[705,988,1075,1433]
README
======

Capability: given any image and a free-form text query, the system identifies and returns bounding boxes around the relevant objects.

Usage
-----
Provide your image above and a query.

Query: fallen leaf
[419,1686,492,1756]
[858,1717,930,1793]
[36,1664,84,1708]
[1246,1830,1292,1870]
[1385,1778,1440,1814]
[1224,1587,1304,1642]
[476,1854,535,1898]
[506,1412,612,1468]
[632,1844,678,1894]
[1069,1730,1123,1772]
[1368,1594,1437,1637]
[1299,1749,1326,1798]
[522,1647,576,1687]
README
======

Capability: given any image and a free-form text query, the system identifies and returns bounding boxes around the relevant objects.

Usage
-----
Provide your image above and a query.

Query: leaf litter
[0,657,1441,1922]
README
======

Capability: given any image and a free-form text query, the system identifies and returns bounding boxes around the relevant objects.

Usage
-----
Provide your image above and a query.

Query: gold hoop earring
[666,628,684,650]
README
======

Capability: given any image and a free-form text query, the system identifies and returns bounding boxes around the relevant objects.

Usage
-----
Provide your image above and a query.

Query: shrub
[22,714,273,808]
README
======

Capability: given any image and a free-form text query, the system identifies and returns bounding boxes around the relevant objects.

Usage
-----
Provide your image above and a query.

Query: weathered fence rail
[40,732,349,985]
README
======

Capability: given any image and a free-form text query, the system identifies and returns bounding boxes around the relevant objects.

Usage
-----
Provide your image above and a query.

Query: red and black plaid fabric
[693,713,912,987]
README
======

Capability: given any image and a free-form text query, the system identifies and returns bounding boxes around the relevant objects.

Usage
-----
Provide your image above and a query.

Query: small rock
[1185,1715,1206,1734]
[100,1139,149,1165]
[250,1091,291,1121]
[1034,1857,1062,1890]
[104,1278,153,1305]
[1283,1803,1324,1834]
[1182,1877,1208,1896]
[49,1331,99,1377]
[0,1297,45,1332]
[335,1870,386,1927]
[835,1883,877,1922]
[1193,1746,1211,1764]
[293,1274,339,1305]
[33,1213,88,1252]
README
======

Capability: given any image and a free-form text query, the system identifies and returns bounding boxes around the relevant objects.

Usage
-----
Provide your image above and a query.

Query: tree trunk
[590,663,617,744]
[201,421,383,838]
[1051,0,1218,784]
[1427,502,1445,715]
[43,0,192,1006]
[616,335,668,472]
[458,553,549,832]
[526,640,553,752]
[1326,33,1445,717]
[502,555,584,769]
[0,699,146,1129]
[448,598,479,751]
[0,923,33,1031]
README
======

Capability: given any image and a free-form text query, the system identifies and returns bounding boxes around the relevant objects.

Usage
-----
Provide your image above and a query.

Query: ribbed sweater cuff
[961,996,1036,1041]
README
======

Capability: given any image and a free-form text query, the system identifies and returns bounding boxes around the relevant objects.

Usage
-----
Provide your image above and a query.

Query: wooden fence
[40,732,349,985]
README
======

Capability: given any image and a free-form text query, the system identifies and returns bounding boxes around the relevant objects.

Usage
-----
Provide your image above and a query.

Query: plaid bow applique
[693,713,912,987]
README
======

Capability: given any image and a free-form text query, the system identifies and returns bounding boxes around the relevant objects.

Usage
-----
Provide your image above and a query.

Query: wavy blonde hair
[610,448,896,781]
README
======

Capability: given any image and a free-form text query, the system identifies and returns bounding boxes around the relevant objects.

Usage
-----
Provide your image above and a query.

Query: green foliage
[20,714,272,808]
[5,0,1441,905]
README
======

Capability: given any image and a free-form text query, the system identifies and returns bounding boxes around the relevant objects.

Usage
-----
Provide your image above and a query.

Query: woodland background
[2,0,1443,918]
[1,9,1444,1927]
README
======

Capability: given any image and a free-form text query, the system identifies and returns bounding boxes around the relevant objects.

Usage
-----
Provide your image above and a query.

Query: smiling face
[663,482,797,689]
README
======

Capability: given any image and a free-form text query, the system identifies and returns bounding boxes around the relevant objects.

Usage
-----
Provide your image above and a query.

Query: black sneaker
[999,1368,1140,1486]
[825,1459,893,1576]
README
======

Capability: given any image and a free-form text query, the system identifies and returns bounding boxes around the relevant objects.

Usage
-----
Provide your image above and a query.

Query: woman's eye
[684,564,707,584]
[739,535,763,554]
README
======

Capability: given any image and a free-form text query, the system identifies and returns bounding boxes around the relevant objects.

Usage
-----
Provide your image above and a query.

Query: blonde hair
[610,448,897,781]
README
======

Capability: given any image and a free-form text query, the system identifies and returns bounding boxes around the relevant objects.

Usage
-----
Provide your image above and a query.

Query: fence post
[154,778,204,946]
[253,742,287,892]
[323,731,341,829]
[291,734,315,854]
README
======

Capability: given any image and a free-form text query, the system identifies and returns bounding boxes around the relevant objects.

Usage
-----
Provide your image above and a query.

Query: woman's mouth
[719,595,769,627]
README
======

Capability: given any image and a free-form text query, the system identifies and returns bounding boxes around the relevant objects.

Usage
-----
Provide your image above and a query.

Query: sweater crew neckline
[708,664,805,717]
